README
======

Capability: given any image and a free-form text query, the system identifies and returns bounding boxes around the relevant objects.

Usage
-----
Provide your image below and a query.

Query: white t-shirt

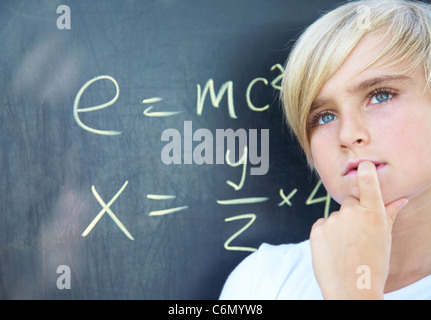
[219,240,431,300]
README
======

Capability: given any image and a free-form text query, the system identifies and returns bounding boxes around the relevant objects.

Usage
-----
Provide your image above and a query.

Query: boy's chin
[335,188,360,205]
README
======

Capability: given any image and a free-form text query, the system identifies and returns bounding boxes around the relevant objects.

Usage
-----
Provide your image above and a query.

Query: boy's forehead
[314,31,414,101]
[330,32,391,83]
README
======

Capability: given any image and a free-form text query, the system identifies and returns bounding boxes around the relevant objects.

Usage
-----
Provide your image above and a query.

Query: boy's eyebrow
[310,97,331,112]
[348,74,411,93]
[310,74,411,111]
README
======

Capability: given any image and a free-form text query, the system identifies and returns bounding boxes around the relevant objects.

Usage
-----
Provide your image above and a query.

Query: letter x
[82,180,134,240]
[278,188,298,207]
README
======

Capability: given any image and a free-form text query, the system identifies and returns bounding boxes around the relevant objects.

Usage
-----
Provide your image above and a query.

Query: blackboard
[0,0,342,299]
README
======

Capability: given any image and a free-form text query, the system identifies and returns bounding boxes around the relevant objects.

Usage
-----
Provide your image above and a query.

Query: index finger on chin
[357,161,384,210]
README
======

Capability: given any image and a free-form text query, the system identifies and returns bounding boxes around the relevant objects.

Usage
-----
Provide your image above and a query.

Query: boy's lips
[343,159,387,176]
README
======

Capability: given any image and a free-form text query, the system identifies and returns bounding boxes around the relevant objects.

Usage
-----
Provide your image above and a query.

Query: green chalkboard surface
[0,0,342,299]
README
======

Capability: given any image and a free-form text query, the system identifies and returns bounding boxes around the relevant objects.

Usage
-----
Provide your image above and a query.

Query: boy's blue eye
[319,113,337,125]
[371,92,391,104]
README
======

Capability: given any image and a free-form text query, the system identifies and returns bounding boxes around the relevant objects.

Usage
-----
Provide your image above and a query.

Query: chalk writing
[306,180,331,218]
[197,80,236,119]
[147,194,176,200]
[142,97,183,117]
[246,78,270,112]
[224,214,257,252]
[196,64,283,119]
[278,188,298,207]
[217,197,269,205]
[78,179,330,250]
[225,146,247,190]
[73,75,121,135]
[73,63,284,133]
[149,206,189,216]
[147,194,189,216]
[82,181,134,240]
[73,63,333,252]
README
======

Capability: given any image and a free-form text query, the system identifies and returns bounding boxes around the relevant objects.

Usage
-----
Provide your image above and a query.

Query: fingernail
[358,161,375,172]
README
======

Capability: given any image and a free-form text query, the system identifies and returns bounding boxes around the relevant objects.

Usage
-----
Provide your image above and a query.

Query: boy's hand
[310,161,408,299]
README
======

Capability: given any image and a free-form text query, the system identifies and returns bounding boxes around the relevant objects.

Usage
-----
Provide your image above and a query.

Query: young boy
[219,0,431,299]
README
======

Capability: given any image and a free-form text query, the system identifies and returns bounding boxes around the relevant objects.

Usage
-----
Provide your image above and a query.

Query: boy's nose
[338,111,370,150]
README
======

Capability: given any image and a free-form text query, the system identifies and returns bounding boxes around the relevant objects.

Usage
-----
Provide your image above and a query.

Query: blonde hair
[281,0,431,167]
